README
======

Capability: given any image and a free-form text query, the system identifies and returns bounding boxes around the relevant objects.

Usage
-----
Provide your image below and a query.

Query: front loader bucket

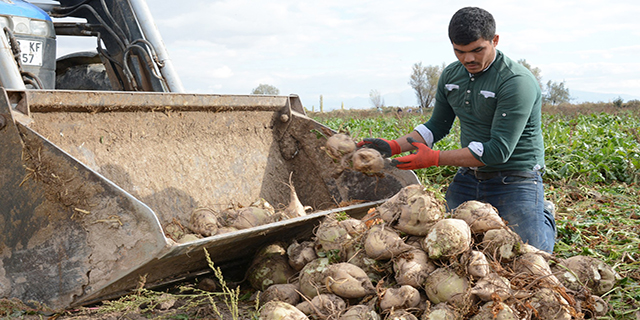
[0,89,419,309]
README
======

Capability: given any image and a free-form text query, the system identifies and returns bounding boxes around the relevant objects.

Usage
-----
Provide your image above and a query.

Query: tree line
[249,61,572,111]
[401,59,571,110]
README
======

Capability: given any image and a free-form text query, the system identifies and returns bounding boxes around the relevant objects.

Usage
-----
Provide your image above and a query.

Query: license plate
[16,40,44,66]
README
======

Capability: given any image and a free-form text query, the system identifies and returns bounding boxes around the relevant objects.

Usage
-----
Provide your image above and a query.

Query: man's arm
[395,132,484,168]
[439,148,484,167]
[394,131,425,152]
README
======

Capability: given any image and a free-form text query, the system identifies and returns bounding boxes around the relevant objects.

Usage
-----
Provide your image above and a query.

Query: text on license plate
[16,40,44,66]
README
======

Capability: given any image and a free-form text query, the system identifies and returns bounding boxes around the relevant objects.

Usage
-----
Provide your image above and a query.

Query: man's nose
[463,53,475,63]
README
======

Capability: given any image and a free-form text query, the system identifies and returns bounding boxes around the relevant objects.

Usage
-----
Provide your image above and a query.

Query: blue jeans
[445,167,556,252]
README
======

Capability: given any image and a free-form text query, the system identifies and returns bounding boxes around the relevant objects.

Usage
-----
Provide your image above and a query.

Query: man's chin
[464,65,481,73]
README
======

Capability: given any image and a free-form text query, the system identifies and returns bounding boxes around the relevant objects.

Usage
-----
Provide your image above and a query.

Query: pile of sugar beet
[252,185,617,320]
[246,135,619,319]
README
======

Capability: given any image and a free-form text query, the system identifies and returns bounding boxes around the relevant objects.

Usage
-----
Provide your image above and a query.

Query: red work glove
[392,137,440,170]
[357,138,401,158]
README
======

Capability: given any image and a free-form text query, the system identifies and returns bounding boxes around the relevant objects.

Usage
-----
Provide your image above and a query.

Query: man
[359,7,556,252]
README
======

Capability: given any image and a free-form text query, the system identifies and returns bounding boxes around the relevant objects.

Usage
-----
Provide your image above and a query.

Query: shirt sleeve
[414,124,434,148]
[423,71,457,145]
[472,74,538,165]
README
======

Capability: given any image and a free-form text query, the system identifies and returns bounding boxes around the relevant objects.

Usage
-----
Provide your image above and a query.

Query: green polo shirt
[423,50,545,172]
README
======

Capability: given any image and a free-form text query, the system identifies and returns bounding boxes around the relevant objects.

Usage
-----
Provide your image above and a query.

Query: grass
[550,182,640,319]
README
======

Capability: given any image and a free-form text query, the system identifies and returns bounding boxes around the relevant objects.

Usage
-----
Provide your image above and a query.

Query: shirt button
[465,101,470,105]
[467,90,471,93]
[471,78,475,81]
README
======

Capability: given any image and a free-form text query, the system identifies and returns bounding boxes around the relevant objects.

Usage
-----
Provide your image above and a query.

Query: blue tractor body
[0,0,56,88]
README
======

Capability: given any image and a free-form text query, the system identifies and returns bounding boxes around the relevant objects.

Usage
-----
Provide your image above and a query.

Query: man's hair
[448,7,496,45]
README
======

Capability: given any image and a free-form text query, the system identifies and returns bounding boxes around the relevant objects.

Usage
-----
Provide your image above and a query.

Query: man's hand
[357,138,401,158]
[392,137,440,170]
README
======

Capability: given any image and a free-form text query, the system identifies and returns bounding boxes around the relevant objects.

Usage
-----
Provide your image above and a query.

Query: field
[2,102,639,319]
[314,102,640,319]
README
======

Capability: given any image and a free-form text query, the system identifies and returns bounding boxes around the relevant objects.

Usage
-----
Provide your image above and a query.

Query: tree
[409,62,444,109]
[612,96,623,108]
[369,89,384,110]
[517,59,570,105]
[517,59,543,89]
[543,80,571,105]
[251,84,280,95]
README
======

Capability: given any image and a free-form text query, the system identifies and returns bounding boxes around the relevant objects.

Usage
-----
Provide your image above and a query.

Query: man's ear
[492,34,500,47]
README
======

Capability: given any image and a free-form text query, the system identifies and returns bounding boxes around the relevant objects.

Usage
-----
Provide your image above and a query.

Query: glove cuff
[389,140,402,156]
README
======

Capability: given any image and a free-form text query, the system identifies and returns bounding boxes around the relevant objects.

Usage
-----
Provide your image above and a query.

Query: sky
[57,0,640,110]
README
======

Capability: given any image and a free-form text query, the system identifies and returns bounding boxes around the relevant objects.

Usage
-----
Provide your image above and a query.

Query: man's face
[452,35,499,74]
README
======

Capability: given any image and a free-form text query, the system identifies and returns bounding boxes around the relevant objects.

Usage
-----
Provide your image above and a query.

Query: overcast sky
[58,0,640,110]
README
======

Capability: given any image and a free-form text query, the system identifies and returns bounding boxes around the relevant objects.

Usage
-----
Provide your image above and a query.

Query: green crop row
[544,112,640,184]
[315,110,640,185]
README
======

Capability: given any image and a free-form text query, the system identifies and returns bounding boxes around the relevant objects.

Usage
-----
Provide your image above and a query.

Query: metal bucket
[0,88,418,309]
